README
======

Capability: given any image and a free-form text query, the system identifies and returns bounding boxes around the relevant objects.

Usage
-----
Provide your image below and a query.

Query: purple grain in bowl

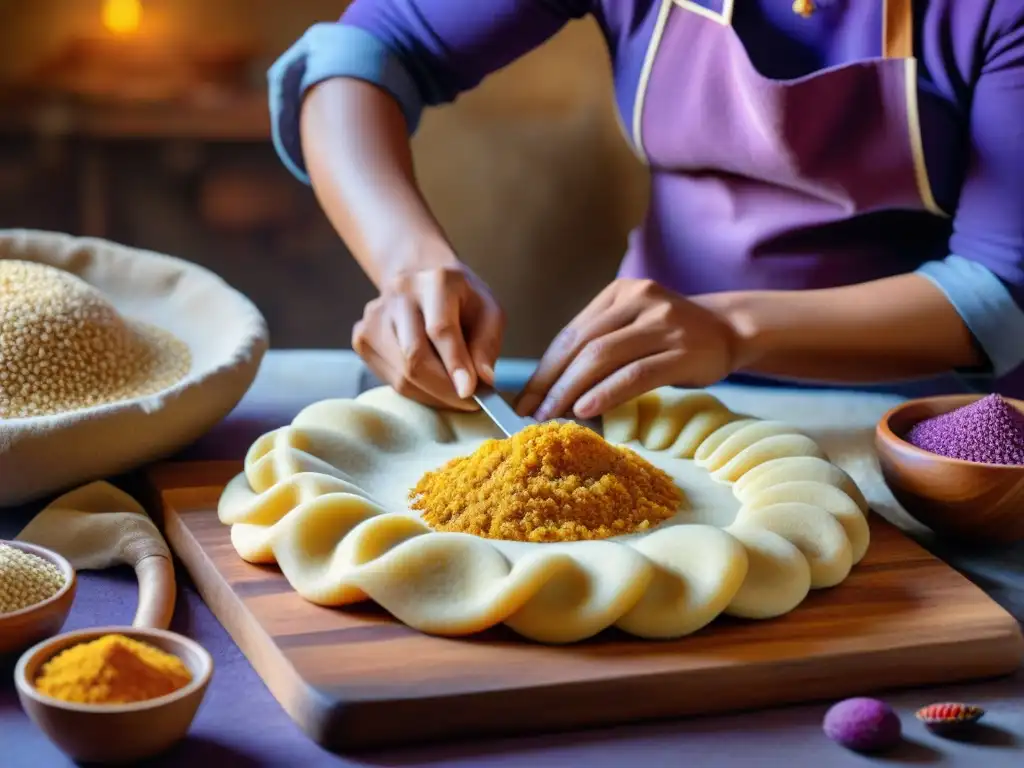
[905,394,1024,466]
[875,395,1024,544]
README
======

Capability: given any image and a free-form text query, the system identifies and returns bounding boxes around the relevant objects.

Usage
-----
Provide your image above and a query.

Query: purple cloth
[3,351,1024,767]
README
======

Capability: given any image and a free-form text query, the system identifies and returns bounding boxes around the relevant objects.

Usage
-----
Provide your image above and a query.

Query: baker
[267,0,1024,419]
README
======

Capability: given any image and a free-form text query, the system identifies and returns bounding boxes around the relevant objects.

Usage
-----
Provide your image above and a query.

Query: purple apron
[619,0,954,295]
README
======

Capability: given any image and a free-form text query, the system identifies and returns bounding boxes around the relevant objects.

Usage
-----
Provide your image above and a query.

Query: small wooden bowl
[0,541,76,657]
[875,394,1024,543]
[14,626,213,765]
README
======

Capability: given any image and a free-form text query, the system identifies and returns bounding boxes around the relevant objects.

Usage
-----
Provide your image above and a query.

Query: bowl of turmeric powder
[0,540,76,657]
[14,626,213,764]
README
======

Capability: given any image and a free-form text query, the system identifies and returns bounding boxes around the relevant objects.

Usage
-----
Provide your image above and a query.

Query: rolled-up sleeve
[268,0,591,184]
[915,2,1024,378]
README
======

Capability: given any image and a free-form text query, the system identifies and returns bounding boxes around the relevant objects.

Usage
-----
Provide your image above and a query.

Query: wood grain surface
[146,461,1024,753]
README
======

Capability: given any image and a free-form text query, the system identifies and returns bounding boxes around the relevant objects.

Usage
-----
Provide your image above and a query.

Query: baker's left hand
[515,279,740,420]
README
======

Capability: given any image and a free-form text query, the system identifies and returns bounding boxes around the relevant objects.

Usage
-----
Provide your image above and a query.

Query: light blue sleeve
[266,23,426,185]
[916,255,1024,377]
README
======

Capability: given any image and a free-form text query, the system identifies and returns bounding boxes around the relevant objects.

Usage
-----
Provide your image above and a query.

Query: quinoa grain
[0,542,66,614]
[0,260,190,419]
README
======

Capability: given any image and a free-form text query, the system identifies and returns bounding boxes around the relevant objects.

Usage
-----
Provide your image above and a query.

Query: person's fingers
[390,294,427,359]
[351,304,384,364]
[353,299,474,411]
[516,300,636,417]
[573,349,685,419]
[465,299,505,386]
[389,296,471,409]
[418,272,476,399]
[359,344,458,411]
[533,324,669,420]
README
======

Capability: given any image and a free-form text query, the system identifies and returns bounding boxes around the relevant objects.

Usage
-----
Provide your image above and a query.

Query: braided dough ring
[218,386,869,643]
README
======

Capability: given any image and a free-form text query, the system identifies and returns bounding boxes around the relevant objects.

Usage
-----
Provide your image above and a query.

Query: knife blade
[472,384,537,437]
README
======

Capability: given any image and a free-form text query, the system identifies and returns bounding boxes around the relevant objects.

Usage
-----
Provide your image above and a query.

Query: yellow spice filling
[410,421,682,542]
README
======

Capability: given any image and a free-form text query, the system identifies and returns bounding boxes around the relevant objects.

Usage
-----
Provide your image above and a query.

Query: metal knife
[472,384,604,437]
[472,384,537,437]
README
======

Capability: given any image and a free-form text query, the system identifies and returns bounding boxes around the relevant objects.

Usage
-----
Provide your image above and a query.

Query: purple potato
[823,697,902,752]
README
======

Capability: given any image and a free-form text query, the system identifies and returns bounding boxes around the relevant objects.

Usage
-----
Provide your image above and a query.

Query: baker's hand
[515,279,738,420]
[352,265,505,411]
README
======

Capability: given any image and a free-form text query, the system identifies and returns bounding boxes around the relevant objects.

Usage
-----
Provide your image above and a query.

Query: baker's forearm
[300,78,458,288]
[698,273,984,382]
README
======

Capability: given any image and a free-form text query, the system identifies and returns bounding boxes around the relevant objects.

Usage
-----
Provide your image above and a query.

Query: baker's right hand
[352,265,505,411]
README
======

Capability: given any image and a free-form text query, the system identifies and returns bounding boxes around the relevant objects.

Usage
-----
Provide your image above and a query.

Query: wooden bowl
[0,541,76,657]
[14,626,213,765]
[875,394,1024,544]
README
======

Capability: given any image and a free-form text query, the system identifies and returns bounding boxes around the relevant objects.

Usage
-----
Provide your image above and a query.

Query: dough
[505,541,655,643]
[217,385,869,642]
[696,420,801,472]
[732,503,853,588]
[733,456,868,511]
[741,480,870,564]
[723,526,811,620]
[616,525,749,638]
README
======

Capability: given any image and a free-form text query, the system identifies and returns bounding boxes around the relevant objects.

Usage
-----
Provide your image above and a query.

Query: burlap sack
[0,229,268,506]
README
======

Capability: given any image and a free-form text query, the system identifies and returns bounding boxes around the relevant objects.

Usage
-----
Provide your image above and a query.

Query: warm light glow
[101,0,142,35]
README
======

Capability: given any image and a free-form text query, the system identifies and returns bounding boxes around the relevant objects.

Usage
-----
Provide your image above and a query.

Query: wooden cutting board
[146,460,1024,753]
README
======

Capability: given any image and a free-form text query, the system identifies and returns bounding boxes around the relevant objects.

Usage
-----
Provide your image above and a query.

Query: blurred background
[0,0,649,356]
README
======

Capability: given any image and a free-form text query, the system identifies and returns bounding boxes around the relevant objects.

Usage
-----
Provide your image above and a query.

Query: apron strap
[883,0,913,58]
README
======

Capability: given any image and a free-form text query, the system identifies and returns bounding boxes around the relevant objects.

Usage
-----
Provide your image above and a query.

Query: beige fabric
[17,481,170,569]
[0,229,269,506]
[16,480,177,629]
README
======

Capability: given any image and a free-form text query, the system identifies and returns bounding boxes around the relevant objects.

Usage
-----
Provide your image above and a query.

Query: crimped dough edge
[217,386,868,643]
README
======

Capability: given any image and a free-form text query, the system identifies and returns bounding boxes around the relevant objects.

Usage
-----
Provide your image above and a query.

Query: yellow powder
[410,421,682,542]
[0,260,191,419]
[34,633,193,705]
